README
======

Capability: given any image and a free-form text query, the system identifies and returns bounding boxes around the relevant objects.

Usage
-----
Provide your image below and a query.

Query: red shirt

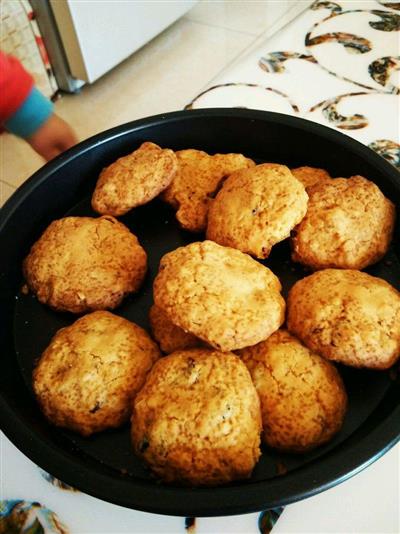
[0,51,34,124]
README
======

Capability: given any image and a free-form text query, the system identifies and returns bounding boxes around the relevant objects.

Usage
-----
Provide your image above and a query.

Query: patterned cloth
[187,0,400,168]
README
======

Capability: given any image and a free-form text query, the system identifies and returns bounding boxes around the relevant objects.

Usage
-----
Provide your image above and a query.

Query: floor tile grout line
[183,21,273,104]
[1,178,18,189]
[252,2,311,41]
[0,180,16,207]
[183,16,259,36]
[184,2,311,104]
[183,32,260,105]
[184,0,311,40]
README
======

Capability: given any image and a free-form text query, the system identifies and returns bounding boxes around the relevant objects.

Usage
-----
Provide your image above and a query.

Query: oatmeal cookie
[239,330,347,453]
[291,175,395,270]
[153,240,285,351]
[33,311,160,436]
[92,141,178,216]
[161,149,255,232]
[149,304,204,354]
[291,166,331,190]
[131,349,261,485]
[206,163,308,258]
[23,215,147,313]
[287,269,400,369]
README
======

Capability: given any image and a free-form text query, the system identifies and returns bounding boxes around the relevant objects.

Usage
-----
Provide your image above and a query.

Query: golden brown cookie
[291,166,331,190]
[206,163,308,258]
[153,241,285,351]
[23,216,147,313]
[161,149,255,232]
[92,142,178,216]
[131,349,261,485]
[239,330,347,453]
[33,311,160,436]
[291,175,396,270]
[149,304,204,354]
[287,269,400,370]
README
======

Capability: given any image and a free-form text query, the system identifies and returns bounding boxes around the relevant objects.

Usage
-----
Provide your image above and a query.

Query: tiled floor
[0,0,306,204]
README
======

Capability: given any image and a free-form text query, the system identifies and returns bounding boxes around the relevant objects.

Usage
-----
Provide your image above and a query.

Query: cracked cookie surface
[92,141,178,216]
[149,304,204,354]
[291,166,332,190]
[153,240,285,351]
[287,269,400,369]
[23,215,147,313]
[291,175,395,270]
[239,329,347,453]
[206,163,308,258]
[131,349,261,485]
[161,149,255,232]
[33,311,160,436]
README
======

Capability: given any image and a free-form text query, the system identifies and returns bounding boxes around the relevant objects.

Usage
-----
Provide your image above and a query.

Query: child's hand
[28,113,77,161]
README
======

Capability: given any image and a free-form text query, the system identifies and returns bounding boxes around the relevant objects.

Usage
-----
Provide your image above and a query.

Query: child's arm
[0,52,77,160]
[26,107,77,161]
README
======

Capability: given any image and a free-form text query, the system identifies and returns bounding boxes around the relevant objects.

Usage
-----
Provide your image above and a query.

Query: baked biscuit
[239,330,347,453]
[206,163,308,258]
[92,142,178,216]
[287,269,400,370]
[153,241,285,351]
[149,304,204,354]
[161,149,255,232]
[23,216,147,313]
[33,311,160,436]
[291,166,331,190]
[131,349,261,485]
[291,175,395,270]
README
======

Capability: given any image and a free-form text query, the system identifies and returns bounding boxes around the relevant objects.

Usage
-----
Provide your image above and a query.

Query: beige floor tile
[186,0,300,36]
[0,180,16,207]
[1,134,44,189]
[1,18,254,189]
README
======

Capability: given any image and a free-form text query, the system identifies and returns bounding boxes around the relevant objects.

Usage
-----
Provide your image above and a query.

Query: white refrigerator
[31,0,198,92]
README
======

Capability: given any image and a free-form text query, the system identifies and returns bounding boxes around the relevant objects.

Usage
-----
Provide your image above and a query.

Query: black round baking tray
[1,109,399,517]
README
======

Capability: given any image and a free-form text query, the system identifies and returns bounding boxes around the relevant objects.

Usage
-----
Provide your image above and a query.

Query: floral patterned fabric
[0,500,68,534]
